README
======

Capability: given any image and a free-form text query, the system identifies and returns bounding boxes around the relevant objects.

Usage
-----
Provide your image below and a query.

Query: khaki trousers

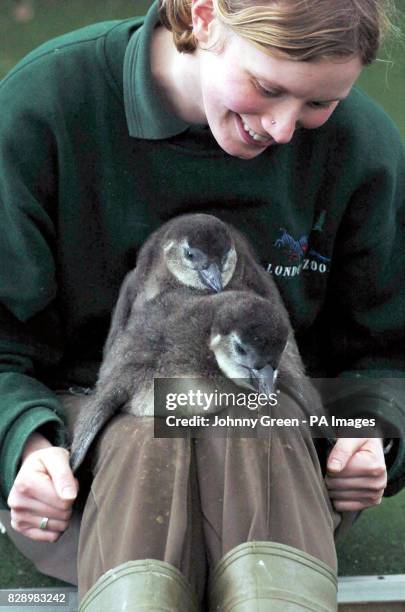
[2,392,354,605]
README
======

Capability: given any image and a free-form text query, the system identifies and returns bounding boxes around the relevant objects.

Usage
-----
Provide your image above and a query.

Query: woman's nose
[272,121,296,144]
[262,108,298,144]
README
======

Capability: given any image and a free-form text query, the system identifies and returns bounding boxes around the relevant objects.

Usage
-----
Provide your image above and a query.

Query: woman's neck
[150,25,206,125]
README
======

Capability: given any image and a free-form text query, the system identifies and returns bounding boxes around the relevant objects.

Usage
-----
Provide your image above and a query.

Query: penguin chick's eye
[183,247,204,265]
[235,342,247,356]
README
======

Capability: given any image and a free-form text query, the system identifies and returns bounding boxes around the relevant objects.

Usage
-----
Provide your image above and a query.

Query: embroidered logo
[274,228,331,264]
[267,224,331,278]
[274,229,308,261]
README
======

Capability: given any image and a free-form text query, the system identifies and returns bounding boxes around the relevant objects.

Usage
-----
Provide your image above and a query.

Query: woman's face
[196,33,363,159]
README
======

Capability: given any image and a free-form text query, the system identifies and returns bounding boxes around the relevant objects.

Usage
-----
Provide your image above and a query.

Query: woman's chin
[209,121,271,159]
[214,132,269,159]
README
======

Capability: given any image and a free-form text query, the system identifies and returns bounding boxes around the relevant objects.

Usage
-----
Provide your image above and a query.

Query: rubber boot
[79,559,200,612]
[209,542,337,612]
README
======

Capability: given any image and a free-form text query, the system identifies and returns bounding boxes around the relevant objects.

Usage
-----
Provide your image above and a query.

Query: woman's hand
[7,432,78,542]
[325,438,387,511]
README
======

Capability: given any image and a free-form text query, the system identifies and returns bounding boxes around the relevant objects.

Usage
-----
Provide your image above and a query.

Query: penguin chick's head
[209,292,290,395]
[162,214,237,292]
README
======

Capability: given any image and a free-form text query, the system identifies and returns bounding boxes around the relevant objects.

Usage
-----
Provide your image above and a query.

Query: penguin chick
[103,213,237,356]
[162,214,237,293]
[103,212,291,359]
[208,291,289,396]
[207,293,330,440]
[70,289,290,472]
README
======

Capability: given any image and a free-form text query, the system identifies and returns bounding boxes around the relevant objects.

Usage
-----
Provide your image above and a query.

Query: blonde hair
[158,0,395,64]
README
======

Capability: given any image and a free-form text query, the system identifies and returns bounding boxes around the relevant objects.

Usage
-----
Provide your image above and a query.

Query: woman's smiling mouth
[234,113,274,147]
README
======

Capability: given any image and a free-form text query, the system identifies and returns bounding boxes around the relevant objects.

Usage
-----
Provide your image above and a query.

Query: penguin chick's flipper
[103,269,138,359]
[277,336,335,441]
[69,383,130,473]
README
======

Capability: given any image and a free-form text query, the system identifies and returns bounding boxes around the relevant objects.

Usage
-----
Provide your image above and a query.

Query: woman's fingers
[10,512,70,535]
[7,446,78,541]
[327,438,384,476]
[325,437,386,511]
[331,499,383,512]
[328,488,381,499]
[20,447,78,502]
[328,487,384,510]
[9,492,73,521]
[12,526,64,543]
[325,474,387,491]
[33,447,78,501]
[9,472,74,513]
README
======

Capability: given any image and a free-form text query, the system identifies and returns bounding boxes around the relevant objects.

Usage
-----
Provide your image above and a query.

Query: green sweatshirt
[0,1,404,506]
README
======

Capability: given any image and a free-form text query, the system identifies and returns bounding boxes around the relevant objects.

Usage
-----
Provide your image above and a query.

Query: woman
[0,0,403,609]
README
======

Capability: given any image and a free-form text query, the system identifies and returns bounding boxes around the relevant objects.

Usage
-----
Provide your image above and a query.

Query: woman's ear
[191,0,216,44]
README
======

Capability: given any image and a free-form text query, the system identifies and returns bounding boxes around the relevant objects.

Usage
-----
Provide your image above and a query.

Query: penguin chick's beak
[249,365,277,396]
[199,263,223,292]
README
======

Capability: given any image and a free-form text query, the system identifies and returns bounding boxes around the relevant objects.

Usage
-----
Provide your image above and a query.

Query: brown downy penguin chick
[104,213,305,395]
[103,213,237,356]
[209,293,330,436]
[103,212,290,358]
[70,289,295,472]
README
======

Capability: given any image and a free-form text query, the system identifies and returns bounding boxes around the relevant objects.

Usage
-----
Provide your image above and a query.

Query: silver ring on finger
[39,517,49,530]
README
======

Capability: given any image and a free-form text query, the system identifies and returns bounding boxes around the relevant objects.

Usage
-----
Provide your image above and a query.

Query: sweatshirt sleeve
[315,99,405,495]
[0,60,69,509]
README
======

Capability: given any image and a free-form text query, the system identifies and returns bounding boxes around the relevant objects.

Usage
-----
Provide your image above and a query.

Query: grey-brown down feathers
[70,213,331,473]
[70,289,291,472]
[103,213,237,356]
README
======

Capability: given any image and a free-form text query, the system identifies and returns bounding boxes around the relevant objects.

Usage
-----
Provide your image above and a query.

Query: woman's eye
[255,82,279,98]
[307,100,334,109]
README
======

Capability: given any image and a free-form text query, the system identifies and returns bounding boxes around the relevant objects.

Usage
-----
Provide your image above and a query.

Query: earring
[271,120,276,125]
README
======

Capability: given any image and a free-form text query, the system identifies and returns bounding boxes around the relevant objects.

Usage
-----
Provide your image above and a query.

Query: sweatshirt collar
[123,1,190,139]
